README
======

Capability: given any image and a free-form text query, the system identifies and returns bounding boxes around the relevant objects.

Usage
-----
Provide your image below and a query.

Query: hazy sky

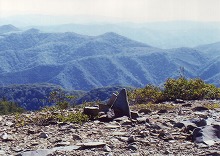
[1,0,220,22]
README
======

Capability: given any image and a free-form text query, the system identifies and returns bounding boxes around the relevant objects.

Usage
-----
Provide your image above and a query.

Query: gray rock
[106,109,115,118]
[206,150,220,156]
[194,112,208,118]
[112,89,131,118]
[178,118,208,131]
[1,132,13,141]
[114,116,129,122]
[107,93,117,106]
[139,131,149,138]
[193,125,220,146]
[130,111,139,119]
[27,129,37,134]
[127,136,135,143]
[5,121,14,127]
[1,132,8,140]
[55,141,71,147]
[105,124,120,129]
[0,150,6,155]
[31,141,39,146]
[138,109,151,114]
[99,104,110,113]
[104,145,112,152]
[158,109,168,114]
[182,103,192,107]
[18,145,81,156]
[72,134,82,140]
[173,122,185,128]
[77,142,106,148]
[164,150,172,154]
[16,149,52,156]
[128,143,138,151]
[118,136,129,142]
[98,114,114,122]
[112,132,127,136]
[175,99,185,103]
[38,132,48,139]
[121,120,133,126]
[12,148,23,152]
[158,131,174,141]
[146,123,161,130]
[83,106,99,117]
[192,106,209,112]
[136,117,149,124]
[191,118,207,127]
[53,145,81,151]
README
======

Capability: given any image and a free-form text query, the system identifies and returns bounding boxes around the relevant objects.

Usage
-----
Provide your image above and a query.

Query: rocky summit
[0,100,220,156]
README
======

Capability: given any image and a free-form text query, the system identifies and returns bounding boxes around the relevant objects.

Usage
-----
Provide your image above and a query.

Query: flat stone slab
[105,124,120,129]
[17,146,81,156]
[17,149,52,156]
[83,107,99,117]
[0,150,6,155]
[53,145,81,151]
[77,142,106,148]
[193,125,220,146]
[112,132,127,136]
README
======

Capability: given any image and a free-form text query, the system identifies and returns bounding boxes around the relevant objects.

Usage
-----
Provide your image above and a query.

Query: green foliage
[0,83,85,111]
[129,78,220,104]
[56,111,89,124]
[128,85,163,104]
[49,89,77,109]
[131,102,178,111]
[14,108,89,127]
[163,78,220,101]
[203,103,220,110]
[0,98,24,115]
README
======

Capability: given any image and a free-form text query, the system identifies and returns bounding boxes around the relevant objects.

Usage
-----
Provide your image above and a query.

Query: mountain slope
[0,30,213,90]
[22,21,220,48]
[0,83,85,110]
[199,56,220,86]
[196,42,220,59]
[0,24,20,34]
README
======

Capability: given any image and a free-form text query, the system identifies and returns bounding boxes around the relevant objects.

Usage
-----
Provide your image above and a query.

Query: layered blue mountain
[33,21,220,49]
[196,42,220,86]
[0,27,218,91]
[0,24,20,34]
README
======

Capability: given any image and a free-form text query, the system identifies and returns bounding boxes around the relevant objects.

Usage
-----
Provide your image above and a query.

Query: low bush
[129,77,220,104]
[128,85,163,104]
[0,98,24,115]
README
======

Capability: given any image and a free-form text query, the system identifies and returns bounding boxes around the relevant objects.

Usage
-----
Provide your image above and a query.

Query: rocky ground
[0,100,220,156]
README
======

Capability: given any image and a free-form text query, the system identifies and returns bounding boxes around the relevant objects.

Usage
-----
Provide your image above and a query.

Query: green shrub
[15,109,89,127]
[131,102,178,111]
[0,98,24,115]
[128,85,163,104]
[163,78,220,101]
[56,111,89,124]
[129,77,220,104]
[49,89,77,109]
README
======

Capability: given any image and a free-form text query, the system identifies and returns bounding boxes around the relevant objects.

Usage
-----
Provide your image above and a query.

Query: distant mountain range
[30,21,220,49]
[1,16,220,48]
[0,24,219,93]
[0,24,20,34]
